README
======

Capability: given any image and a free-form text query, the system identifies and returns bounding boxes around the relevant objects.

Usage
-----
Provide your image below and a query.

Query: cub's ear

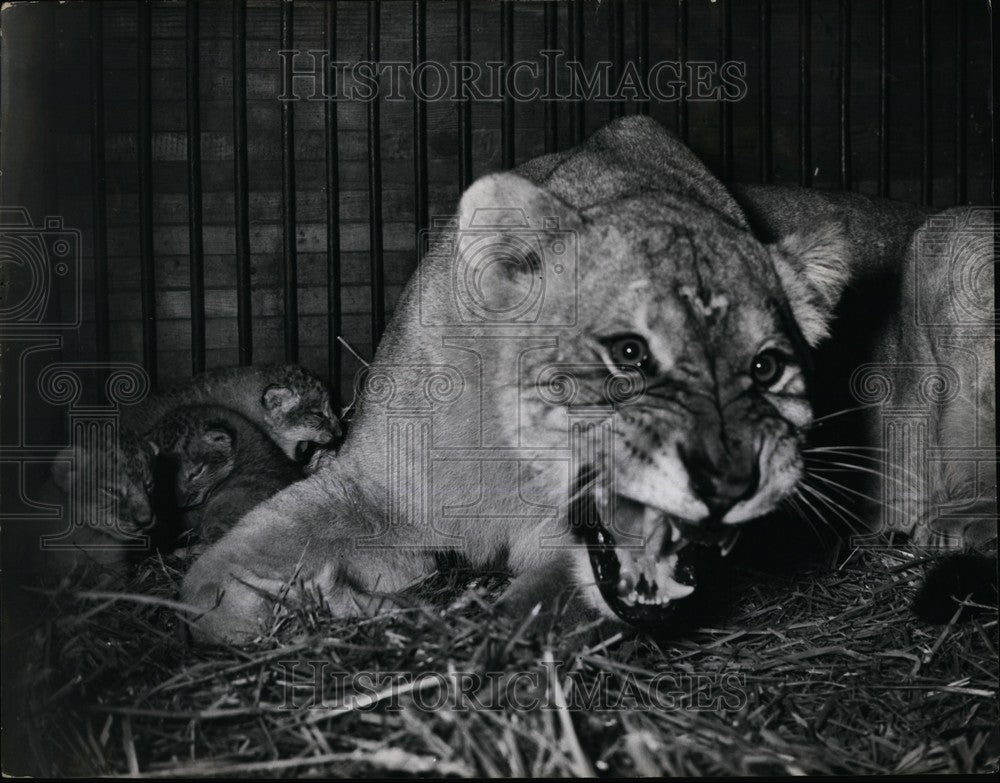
[262,385,299,413]
[768,222,852,346]
[202,427,234,454]
[454,173,582,313]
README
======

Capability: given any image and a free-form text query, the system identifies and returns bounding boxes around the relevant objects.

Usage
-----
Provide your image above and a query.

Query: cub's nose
[678,440,759,520]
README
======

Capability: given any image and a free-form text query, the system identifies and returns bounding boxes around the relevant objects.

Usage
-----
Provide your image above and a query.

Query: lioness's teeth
[660,576,695,600]
[654,555,696,600]
[647,524,667,558]
[670,522,682,543]
[617,578,629,596]
[720,529,742,558]
[643,505,662,534]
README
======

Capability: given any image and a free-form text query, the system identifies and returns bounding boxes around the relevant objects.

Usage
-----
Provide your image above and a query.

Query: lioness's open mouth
[570,470,740,628]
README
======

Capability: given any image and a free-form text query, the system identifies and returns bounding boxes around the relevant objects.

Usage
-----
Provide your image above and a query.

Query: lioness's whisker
[784,494,827,542]
[803,445,887,453]
[809,402,884,425]
[795,485,843,532]
[807,471,891,508]
[808,459,915,489]
[791,486,835,532]
[799,481,869,534]
[804,455,921,484]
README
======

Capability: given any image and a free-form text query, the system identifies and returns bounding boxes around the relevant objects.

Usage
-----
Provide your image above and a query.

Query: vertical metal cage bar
[635,0,650,116]
[413,0,429,238]
[798,0,811,187]
[569,1,585,144]
[368,0,386,342]
[500,1,514,168]
[280,0,298,362]
[233,0,253,365]
[608,0,625,120]
[90,2,109,364]
[758,0,772,183]
[838,0,851,190]
[878,0,889,197]
[325,2,342,401]
[186,0,206,375]
[920,0,932,205]
[543,2,558,150]
[137,0,157,386]
[456,0,472,188]
[675,0,688,142]
[720,0,732,180]
[954,0,967,204]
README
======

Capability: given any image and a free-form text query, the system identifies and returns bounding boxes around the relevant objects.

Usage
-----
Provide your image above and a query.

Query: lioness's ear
[455,173,581,317]
[769,223,851,346]
[457,172,580,234]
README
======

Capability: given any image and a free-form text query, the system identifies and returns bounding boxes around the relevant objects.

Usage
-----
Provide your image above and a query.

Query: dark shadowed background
[0,0,993,433]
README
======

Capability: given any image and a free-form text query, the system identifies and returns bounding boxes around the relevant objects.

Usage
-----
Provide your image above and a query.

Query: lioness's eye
[751,349,788,388]
[605,334,651,370]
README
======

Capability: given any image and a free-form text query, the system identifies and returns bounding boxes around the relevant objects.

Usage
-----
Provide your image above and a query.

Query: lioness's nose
[678,439,759,520]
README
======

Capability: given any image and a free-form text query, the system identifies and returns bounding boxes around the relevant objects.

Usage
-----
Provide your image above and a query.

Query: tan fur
[770,224,852,345]
[730,189,995,551]
[868,208,996,547]
[180,117,853,643]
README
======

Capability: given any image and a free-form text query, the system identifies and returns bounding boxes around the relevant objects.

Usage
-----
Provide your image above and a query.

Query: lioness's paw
[180,565,275,645]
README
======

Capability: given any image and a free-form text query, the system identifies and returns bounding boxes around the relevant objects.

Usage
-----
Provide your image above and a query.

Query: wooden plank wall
[75,0,991,403]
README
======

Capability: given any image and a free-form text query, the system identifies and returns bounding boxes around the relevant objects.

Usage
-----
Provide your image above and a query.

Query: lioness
[735,191,995,553]
[181,116,992,642]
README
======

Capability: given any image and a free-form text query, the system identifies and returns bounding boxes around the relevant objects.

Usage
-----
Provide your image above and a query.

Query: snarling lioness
[180,116,989,642]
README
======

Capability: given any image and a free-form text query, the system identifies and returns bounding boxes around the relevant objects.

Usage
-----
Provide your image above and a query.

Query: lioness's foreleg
[179,477,437,643]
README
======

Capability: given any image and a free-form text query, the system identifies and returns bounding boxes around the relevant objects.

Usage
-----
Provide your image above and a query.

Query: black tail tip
[912,553,998,624]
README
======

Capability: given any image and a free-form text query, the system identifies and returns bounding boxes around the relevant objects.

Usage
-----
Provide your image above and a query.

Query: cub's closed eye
[751,349,791,388]
[603,334,652,371]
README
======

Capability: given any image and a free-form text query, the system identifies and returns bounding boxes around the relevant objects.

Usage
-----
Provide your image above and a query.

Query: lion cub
[147,405,304,550]
[121,364,340,465]
[9,434,158,585]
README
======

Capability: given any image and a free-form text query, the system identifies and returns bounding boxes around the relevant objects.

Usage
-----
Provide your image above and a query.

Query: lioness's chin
[574,489,742,628]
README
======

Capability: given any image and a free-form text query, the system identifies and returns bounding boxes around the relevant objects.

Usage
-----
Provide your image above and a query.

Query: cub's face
[152,422,236,510]
[460,175,848,627]
[262,381,340,463]
[53,436,155,538]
